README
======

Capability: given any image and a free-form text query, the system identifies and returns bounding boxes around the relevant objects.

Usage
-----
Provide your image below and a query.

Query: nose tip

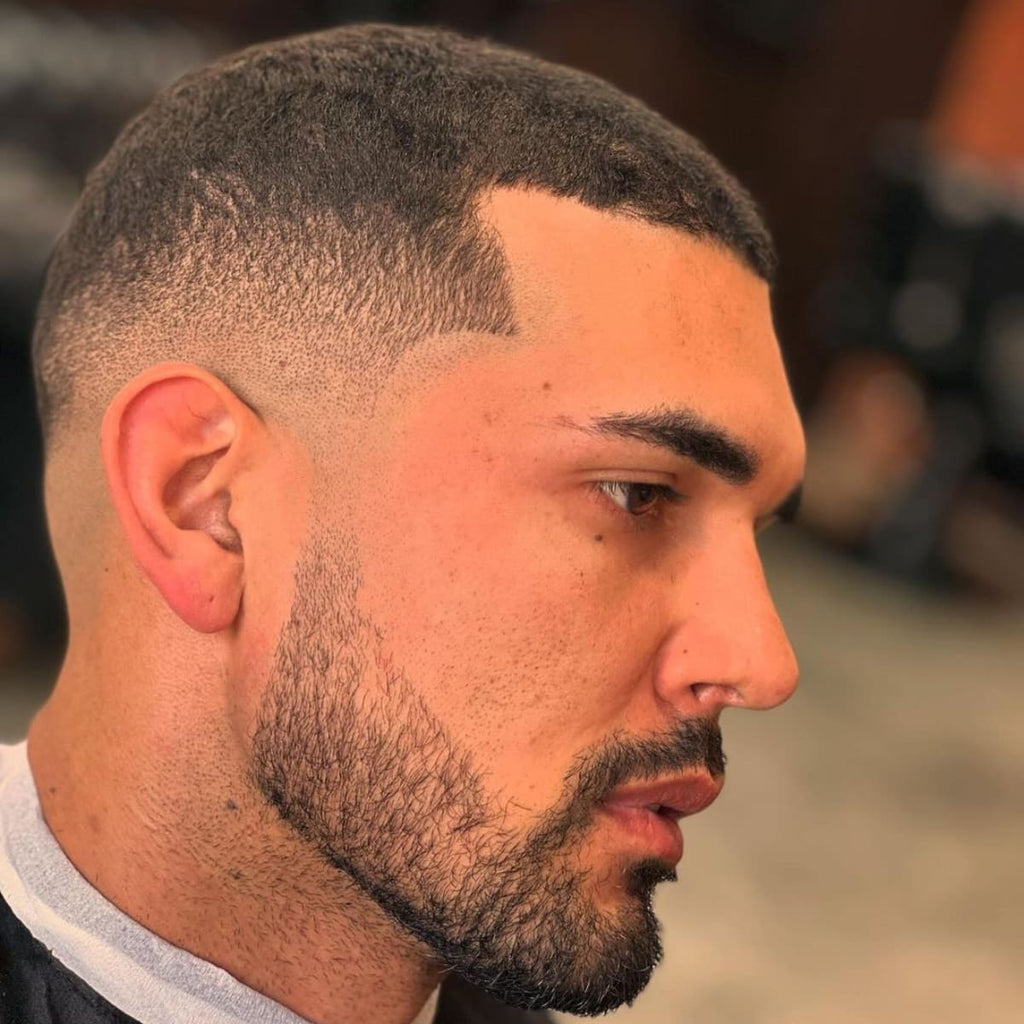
[736,619,799,710]
[652,544,800,715]
[673,621,797,713]
[733,587,800,711]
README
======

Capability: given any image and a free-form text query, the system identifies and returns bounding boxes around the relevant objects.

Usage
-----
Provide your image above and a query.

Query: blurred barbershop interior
[1,1,1021,1022]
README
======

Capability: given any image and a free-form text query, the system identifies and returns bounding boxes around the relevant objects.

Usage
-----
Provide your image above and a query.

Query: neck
[27,664,441,1024]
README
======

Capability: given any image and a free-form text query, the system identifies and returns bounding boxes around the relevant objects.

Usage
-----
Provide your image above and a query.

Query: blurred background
[1,1,1021,1021]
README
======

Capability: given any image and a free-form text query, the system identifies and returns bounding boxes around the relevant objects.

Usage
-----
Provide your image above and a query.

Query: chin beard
[325,831,676,1016]
[251,537,717,1015]
[433,858,677,1016]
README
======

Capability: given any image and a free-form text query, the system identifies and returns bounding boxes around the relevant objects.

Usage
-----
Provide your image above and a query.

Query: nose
[650,533,799,716]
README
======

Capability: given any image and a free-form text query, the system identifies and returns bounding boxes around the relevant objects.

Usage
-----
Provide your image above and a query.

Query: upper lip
[601,773,725,820]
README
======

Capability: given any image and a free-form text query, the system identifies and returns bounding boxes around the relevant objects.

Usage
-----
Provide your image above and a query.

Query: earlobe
[101,364,251,633]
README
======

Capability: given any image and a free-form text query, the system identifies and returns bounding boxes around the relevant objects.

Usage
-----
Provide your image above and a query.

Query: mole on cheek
[593,534,603,542]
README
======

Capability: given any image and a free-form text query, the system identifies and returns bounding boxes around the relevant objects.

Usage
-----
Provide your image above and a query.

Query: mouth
[604,773,725,817]
[596,772,725,864]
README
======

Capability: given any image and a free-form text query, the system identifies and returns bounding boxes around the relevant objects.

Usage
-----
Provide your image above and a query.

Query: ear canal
[176,489,243,555]
[164,447,243,555]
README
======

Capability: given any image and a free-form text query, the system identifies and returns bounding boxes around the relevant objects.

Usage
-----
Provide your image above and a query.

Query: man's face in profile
[250,189,805,1015]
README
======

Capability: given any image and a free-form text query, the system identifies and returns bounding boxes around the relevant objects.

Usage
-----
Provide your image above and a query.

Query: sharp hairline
[567,406,760,485]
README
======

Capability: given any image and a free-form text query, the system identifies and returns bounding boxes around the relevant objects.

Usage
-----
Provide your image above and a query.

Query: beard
[250,535,724,1016]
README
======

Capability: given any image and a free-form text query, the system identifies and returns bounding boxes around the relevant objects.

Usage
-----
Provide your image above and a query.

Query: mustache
[572,717,725,808]
[525,718,724,856]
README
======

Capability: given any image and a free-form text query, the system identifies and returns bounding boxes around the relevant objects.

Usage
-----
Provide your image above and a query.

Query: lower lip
[597,804,684,863]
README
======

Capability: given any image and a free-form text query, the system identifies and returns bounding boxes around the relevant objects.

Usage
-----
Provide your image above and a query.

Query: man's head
[32,23,774,448]
[31,24,804,1017]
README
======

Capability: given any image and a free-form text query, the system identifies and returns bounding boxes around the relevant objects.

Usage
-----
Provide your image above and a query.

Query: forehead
[347,188,803,493]
[464,189,801,459]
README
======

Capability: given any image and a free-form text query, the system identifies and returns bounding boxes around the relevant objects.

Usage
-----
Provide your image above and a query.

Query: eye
[595,481,681,518]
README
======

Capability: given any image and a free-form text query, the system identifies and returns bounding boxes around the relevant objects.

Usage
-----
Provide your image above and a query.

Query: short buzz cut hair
[32,22,775,447]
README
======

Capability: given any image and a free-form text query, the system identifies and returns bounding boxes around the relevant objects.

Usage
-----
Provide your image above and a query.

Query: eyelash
[592,481,684,526]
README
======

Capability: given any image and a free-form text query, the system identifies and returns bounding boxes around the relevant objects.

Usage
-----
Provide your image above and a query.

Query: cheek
[355,480,661,795]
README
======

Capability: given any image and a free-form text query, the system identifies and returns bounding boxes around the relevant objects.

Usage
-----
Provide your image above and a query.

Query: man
[0,22,804,1024]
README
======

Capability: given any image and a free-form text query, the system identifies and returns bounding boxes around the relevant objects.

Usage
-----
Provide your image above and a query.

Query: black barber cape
[0,891,552,1024]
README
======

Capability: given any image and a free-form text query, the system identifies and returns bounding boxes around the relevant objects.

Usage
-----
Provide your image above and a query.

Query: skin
[28,188,805,1024]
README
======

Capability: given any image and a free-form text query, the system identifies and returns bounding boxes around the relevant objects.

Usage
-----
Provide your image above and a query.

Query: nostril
[689,682,744,707]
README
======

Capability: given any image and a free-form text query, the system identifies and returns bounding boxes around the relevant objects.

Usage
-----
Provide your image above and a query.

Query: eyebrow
[574,406,760,485]
[562,405,803,523]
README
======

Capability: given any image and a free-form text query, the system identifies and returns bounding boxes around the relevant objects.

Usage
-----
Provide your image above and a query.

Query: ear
[101,363,257,633]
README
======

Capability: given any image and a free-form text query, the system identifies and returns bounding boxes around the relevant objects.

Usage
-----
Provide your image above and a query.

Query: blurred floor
[1,529,1021,1022]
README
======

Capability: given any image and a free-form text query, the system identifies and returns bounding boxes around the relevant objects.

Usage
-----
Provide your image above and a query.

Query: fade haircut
[32,23,775,448]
